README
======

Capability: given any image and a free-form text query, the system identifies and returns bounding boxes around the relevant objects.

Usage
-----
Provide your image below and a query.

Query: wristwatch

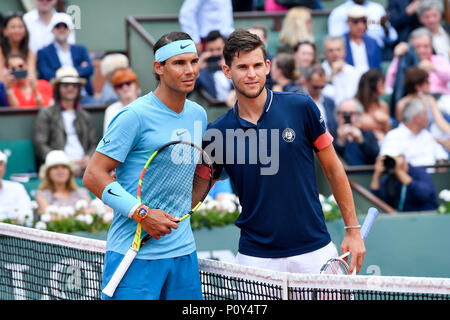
[133,205,148,223]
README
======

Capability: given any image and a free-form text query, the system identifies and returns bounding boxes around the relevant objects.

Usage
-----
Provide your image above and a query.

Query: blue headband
[155,39,197,62]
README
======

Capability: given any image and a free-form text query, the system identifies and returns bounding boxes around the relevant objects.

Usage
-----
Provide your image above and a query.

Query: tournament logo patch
[282,128,295,143]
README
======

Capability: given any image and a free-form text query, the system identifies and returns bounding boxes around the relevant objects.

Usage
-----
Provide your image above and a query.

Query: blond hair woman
[278,7,314,51]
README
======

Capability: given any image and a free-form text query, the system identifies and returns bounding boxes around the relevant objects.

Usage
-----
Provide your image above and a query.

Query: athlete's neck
[236,87,268,125]
[153,85,186,114]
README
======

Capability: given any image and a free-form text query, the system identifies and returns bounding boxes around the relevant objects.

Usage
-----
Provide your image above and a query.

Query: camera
[383,155,396,173]
[342,112,352,124]
[11,69,28,79]
[206,55,222,72]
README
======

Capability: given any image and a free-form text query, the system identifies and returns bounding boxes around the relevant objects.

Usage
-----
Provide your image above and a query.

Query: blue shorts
[101,250,203,300]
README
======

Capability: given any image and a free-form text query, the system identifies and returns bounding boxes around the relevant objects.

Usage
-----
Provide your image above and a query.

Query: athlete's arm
[83,151,178,239]
[316,144,366,274]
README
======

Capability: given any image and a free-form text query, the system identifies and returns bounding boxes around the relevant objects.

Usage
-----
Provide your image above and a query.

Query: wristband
[344,225,361,230]
[101,181,140,218]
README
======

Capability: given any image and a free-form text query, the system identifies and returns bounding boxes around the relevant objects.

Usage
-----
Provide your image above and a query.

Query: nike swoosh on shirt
[107,189,120,197]
[180,44,191,49]
[176,130,187,136]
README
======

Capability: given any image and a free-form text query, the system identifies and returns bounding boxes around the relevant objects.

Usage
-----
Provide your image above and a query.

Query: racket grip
[360,207,379,240]
[102,248,138,298]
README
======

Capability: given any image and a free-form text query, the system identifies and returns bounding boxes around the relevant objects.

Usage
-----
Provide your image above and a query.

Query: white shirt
[0,180,33,222]
[213,71,232,101]
[23,10,75,53]
[54,42,73,67]
[349,40,370,76]
[62,110,85,161]
[179,0,234,43]
[380,123,448,167]
[103,101,124,133]
[328,0,398,48]
[432,26,450,61]
[322,61,360,107]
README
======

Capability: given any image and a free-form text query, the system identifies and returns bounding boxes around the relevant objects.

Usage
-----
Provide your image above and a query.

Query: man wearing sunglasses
[37,14,95,105]
[33,66,97,177]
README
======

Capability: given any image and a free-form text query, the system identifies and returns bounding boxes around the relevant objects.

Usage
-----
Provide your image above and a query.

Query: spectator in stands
[35,150,93,215]
[321,36,360,107]
[270,52,304,94]
[380,98,448,168]
[334,98,379,165]
[103,68,139,133]
[355,69,391,142]
[278,7,314,53]
[23,0,75,54]
[417,0,449,61]
[98,53,129,105]
[195,30,233,101]
[33,66,97,177]
[385,28,450,99]
[388,0,421,43]
[328,0,398,56]
[179,0,234,53]
[343,5,382,75]
[3,53,53,108]
[370,153,439,212]
[0,13,36,83]
[0,150,33,224]
[303,64,337,137]
[292,40,318,86]
[208,178,234,202]
[37,14,96,106]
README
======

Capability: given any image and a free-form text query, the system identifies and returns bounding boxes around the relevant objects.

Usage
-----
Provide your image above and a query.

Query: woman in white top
[103,68,139,133]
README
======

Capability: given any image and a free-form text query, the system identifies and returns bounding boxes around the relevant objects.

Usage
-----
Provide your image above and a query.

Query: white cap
[51,13,75,30]
[347,5,367,19]
[39,150,73,179]
[0,150,7,164]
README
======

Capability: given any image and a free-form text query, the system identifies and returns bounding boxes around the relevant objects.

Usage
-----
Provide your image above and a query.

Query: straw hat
[51,66,86,86]
[39,150,74,179]
[347,5,368,19]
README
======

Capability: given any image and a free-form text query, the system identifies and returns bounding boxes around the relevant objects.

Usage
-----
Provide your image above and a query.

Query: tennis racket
[320,207,379,275]
[102,140,214,298]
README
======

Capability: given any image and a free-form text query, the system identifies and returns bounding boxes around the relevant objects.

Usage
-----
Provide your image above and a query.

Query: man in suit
[343,5,382,75]
[37,14,95,104]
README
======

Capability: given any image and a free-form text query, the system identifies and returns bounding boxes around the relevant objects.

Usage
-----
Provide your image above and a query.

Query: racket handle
[102,248,138,298]
[360,207,379,240]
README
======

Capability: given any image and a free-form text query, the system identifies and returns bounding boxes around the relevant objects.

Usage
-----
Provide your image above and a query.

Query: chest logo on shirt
[282,128,296,143]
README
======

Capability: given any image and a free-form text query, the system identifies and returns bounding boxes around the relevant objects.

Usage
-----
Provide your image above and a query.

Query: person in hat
[35,150,92,216]
[4,52,53,108]
[0,150,33,224]
[33,66,97,177]
[342,4,382,75]
[37,14,95,105]
[83,31,207,300]
[103,68,140,133]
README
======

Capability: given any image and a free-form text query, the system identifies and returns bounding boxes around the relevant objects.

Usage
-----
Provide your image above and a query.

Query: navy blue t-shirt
[204,89,334,258]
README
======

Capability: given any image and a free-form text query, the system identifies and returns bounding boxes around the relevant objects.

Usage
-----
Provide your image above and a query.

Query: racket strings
[139,143,211,218]
[320,259,349,275]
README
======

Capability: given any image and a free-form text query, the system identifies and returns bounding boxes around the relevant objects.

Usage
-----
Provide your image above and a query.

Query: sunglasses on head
[114,80,134,90]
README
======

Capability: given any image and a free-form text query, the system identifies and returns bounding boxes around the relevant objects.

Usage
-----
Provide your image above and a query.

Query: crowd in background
[0,0,449,222]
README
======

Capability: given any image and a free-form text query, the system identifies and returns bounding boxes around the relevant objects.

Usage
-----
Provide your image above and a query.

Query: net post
[282,272,289,300]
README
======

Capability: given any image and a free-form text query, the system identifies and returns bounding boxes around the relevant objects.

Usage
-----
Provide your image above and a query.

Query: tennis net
[1,222,449,300]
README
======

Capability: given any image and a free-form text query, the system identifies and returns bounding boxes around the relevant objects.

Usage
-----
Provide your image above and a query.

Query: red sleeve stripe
[313,131,334,150]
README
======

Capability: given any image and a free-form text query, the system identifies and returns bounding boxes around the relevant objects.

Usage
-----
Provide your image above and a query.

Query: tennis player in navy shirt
[204,29,366,274]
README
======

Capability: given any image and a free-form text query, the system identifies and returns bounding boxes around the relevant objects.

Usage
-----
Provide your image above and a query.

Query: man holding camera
[334,98,379,165]
[370,153,439,212]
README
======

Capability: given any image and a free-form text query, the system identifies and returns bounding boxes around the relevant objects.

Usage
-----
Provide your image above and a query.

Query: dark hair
[5,52,27,67]
[53,83,82,105]
[355,68,385,112]
[404,66,429,95]
[1,13,29,61]
[303,63,326,82]
[274,52,300,80]
[248,24,268,40]
[205,30,225,44]
[153,31,193,81]
[223,29,266,67]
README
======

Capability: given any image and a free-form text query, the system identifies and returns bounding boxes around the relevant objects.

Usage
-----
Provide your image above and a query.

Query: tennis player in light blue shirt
[83,32,207,300]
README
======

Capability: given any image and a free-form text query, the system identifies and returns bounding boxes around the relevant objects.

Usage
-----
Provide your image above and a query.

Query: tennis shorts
[101,250,203,300]
[236,241,339,274]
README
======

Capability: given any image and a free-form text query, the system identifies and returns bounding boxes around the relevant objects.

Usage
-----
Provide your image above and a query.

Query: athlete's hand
[141,208,179,240]
[341,229,366,274]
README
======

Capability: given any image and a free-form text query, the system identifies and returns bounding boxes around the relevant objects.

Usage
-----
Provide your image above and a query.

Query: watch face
[138,207,148,218]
